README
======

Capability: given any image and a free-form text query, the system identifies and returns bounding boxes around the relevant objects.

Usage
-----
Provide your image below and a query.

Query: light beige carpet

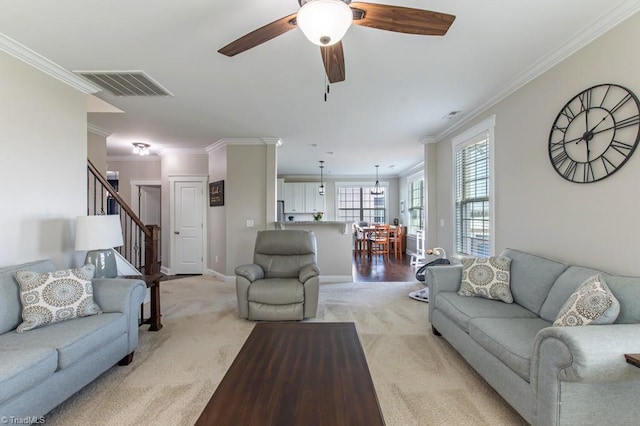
[45,276,526,425]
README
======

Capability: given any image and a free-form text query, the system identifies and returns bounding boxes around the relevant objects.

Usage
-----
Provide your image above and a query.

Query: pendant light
[371,165,384,195]
[318,160,326,195]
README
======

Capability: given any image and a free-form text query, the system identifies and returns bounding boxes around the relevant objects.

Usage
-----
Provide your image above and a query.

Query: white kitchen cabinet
[304,183,326,213]
[283,182,326,213]
[283,183,305,213]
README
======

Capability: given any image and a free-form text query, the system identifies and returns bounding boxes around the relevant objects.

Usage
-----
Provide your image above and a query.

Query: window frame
[407,171,424,236]
[451,115,496,259]
[335,181,388,224]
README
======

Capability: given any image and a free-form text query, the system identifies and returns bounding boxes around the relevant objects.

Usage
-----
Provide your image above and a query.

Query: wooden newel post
[144,225,160,275]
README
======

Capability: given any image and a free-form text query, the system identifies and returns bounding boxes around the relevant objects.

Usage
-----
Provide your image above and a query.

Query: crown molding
[158,148,208,157]
[399,162,425,178]
[0,32,101,94]
[206,137,283,153]
[419,137,436,145]
[87,124,110,137]
[107,155,161,162]
[436,1,640,143]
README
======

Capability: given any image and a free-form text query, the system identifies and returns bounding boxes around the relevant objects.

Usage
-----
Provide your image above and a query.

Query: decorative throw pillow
[14,264,102,332]
[458,256,513,303]
[553,274,620,327]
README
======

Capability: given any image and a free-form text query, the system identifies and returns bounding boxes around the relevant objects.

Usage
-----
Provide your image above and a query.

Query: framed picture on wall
[209,180,224,206]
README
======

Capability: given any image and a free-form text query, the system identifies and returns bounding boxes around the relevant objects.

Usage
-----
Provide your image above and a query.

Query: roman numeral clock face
[549,84,640,183]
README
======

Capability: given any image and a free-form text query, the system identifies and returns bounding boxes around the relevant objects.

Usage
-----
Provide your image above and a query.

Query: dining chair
[390,225,404,260]
[368,224,390,260]
[353,224,367,255]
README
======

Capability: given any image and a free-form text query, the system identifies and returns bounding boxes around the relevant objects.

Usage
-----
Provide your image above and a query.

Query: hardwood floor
[352,251,418,282]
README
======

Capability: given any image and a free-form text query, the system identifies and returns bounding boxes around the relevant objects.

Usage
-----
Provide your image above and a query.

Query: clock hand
[586,116,607,134]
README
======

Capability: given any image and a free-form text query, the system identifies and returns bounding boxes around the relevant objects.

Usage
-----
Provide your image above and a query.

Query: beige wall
[106,158,161,208]
[0,51,87,268]
[208,145,227,274]
[434,12,640,275]
[87,131,107,174]
[225,144,272,273]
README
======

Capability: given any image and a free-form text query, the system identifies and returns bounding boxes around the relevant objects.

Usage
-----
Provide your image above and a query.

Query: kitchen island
[275,221,353,281]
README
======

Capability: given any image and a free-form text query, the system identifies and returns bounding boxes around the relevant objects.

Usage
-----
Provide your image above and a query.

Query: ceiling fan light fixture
[297,0,353,46]
[132,142,150,156]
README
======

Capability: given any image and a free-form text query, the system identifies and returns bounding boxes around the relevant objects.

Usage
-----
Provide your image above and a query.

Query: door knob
[174,231,180,235]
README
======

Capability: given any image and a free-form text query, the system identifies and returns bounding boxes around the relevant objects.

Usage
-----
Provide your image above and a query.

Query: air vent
[74,71,173,97]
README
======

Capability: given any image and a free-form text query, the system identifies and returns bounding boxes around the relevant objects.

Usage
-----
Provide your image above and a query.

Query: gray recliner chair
[235,230,320,321]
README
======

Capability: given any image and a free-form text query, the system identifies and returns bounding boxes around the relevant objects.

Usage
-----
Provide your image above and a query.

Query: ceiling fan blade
[350,3,455,36]
[218,13,298,57]
[321,42,346,83]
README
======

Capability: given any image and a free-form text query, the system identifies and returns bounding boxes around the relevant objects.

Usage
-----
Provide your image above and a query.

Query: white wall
[208,144,227,274]
[0,51,87,268]
[434,12,640,275]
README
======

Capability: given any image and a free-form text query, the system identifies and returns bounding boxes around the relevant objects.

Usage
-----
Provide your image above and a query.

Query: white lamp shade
[297,0,353,46]
[75,215,124,250]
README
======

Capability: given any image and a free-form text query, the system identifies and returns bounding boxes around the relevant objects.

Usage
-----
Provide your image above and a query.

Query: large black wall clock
[548,83,640,183]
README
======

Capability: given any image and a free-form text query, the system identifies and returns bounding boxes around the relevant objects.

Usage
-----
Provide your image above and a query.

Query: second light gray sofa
[428,248,640,426]
[0,259,146,420]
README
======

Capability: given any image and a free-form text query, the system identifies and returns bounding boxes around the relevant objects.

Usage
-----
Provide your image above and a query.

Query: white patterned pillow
[553,274,619,327]
[458,256,513,303]
[14,264,102,332]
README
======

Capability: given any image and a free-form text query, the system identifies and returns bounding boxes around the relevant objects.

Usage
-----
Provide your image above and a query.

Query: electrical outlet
[215,255,218,263]
[246,219,254,227]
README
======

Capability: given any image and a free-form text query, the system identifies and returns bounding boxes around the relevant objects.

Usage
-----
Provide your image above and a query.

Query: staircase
[86,160,161,275]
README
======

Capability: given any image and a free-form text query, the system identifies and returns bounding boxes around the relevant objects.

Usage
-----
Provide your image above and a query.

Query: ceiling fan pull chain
[324,73,328,102]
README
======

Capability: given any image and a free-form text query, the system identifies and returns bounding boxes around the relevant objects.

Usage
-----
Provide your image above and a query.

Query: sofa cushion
[469,317,551,382]
[0,313,126,370]
[435,292,538,333]
[500,249,568,315]
[248,278,304,305]
[0,348,57,405]
[15,264,102,332]
[458,256,513,303]
[553,274,620,326]
[0,260,56,335]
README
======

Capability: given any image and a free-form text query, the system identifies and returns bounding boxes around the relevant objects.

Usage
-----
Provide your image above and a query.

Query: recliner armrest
[235,264,264,282]
[299,263,320,282]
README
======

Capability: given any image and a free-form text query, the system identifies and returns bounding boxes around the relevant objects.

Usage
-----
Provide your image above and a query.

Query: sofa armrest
[234,264,264,283]
[299,263,320,282]
[532,324,640,387]
[92,278,146,313]
[92,278,146,354]
[427,265,462,321]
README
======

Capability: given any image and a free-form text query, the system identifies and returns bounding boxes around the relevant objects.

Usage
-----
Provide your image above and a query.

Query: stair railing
[86,159,160,275]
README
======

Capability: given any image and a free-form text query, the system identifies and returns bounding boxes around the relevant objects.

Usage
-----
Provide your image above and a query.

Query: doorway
[169,176,207,274]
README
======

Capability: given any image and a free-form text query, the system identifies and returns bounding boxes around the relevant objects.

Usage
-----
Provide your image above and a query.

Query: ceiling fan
[218,0,455,83]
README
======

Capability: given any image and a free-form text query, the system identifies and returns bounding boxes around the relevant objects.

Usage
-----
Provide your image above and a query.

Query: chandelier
[371,165,384,195]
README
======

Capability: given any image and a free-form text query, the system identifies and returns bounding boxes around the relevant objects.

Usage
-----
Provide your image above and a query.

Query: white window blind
[408,177,424,235]
[452,115,495,258]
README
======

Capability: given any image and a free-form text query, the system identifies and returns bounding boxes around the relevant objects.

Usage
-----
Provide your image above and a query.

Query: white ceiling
[1,1,639,177]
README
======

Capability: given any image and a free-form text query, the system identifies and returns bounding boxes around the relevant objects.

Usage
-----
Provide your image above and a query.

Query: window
[407,177,424,235]
[453,116,495,258]
[337,186,386,223]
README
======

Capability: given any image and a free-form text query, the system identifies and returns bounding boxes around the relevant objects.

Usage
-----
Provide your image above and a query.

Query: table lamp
[75,215,124,278]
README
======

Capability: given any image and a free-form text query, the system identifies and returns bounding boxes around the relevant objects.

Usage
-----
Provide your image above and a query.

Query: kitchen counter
[274,221,353,280]
[276,221,351,235]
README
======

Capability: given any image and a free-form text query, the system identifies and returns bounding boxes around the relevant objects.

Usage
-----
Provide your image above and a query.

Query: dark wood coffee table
[195,322,385,426]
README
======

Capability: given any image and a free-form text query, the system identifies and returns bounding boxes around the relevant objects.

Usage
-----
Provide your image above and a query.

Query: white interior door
[174,181,204,274]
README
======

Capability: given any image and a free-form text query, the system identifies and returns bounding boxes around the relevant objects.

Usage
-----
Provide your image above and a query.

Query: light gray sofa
[235,230,320,321]
[0,259,146,419]
[428,248,640,426]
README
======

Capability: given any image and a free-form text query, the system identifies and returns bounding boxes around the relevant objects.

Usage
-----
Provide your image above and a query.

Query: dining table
[355,224,405,258]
